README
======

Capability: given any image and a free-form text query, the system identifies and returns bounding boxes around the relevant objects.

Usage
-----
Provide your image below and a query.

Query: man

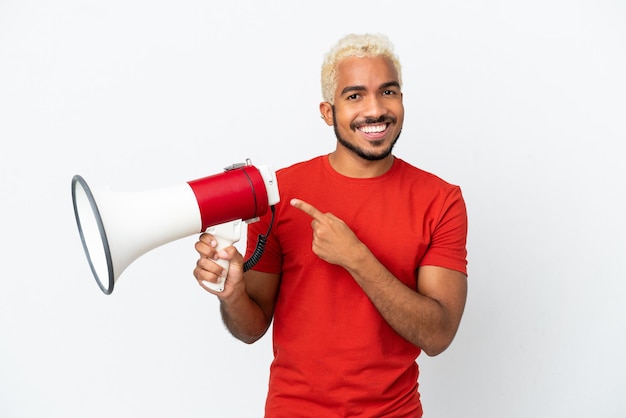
[193,33,468,417]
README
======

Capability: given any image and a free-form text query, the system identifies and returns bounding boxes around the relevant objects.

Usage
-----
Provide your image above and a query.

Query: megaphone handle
[203,220,243,292]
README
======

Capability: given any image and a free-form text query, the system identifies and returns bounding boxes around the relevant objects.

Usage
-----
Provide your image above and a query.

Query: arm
[346,245,466,356]
[193,233,280,344]
[291,198,467,356]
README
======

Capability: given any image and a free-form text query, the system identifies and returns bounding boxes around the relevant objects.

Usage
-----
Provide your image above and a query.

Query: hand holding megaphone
[202,219,243,292]
[71,159,279,295]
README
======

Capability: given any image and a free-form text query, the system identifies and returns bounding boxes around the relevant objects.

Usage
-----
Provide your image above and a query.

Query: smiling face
[321,55,404,169]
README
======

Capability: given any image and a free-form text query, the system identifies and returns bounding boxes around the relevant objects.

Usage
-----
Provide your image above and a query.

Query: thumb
[217,246,244,268]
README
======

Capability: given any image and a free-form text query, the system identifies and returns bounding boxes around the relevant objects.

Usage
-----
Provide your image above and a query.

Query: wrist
[217,278,248,305]
[345,242,373,273]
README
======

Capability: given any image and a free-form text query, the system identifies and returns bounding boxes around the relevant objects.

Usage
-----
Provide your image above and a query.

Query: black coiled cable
[243,205,276,272]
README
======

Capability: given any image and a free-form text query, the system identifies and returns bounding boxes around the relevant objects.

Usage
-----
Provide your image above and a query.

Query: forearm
[345,244,463,356]
[219,286,272,344]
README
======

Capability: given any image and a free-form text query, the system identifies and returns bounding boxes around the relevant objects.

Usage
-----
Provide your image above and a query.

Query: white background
[1,0,625,417]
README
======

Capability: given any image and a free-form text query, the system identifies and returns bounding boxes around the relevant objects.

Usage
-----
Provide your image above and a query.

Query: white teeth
[359,124,386,134]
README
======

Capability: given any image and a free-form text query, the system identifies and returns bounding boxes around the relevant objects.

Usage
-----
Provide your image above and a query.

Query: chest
[277,179,435,287]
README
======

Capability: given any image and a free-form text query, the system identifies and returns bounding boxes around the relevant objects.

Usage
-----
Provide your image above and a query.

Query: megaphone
[71,159,279,295]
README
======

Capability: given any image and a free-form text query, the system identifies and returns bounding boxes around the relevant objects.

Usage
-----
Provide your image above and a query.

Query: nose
[362,94,387,119]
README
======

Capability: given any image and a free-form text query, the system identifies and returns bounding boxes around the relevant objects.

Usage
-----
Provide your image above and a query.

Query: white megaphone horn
[71,159,279,295]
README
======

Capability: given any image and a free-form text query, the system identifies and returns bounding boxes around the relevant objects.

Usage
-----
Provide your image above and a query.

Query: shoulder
[274,156,327,191]
[394,158,462,195]
[277,155,325,177]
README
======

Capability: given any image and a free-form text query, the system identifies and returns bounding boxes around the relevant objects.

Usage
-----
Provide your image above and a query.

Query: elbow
[231,321,272,345]
[230,326,269,345]
[419,332,457,357]
[241,337,260,345]
[239,332,265,345]
[422,342,450,357]
[420,315,464,356]
[229,332,262,345]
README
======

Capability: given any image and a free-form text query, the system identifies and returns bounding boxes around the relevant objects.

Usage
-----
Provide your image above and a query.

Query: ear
[319,102,334,126]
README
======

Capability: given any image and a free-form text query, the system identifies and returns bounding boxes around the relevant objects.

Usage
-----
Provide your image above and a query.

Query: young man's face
[322,56,404,161]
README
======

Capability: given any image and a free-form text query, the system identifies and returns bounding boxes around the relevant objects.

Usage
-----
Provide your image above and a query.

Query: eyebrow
[340,81,401,96]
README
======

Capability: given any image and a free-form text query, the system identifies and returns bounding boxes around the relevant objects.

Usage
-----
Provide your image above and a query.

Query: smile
[358,123,388,134]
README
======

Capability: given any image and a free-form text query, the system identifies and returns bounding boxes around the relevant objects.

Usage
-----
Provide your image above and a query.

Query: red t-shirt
[246,155,468,417]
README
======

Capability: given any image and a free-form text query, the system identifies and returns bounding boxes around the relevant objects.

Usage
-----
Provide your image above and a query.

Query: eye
[347,93,360,100]
[382,89,397,96]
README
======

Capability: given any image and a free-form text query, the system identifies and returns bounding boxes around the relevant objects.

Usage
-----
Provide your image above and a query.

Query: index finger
[290,198,325,221]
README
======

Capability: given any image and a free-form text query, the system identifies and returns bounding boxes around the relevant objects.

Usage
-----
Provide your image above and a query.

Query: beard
[332,107,401,161]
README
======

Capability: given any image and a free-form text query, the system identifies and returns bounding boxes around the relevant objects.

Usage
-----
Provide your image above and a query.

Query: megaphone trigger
[202,220,243,292]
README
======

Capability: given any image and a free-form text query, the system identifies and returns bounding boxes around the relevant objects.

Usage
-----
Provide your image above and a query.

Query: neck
[328,149,395,178]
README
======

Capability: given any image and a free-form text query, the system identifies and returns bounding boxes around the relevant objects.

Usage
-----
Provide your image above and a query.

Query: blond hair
[321,33,402,104]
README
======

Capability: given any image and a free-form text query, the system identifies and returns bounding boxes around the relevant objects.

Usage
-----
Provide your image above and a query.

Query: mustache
[350,115,397,130]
